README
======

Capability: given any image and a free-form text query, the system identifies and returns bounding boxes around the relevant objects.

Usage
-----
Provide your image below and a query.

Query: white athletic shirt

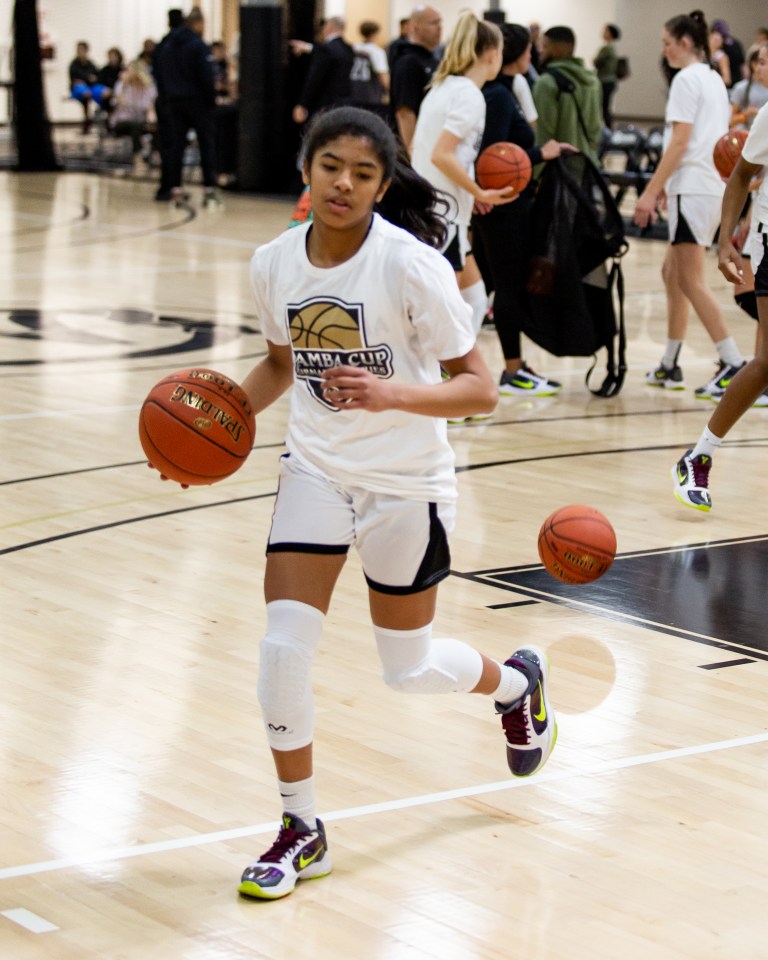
[354,41,389,76]
[250,214,475,501]
[664,62,729,197]
[741,101,768,227]
[411,75,486,227]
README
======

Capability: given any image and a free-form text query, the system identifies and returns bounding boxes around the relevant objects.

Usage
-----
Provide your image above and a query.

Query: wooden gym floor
[2,171,768,959]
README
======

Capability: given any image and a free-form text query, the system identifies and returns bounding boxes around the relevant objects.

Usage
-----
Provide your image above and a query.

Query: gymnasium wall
[2,0,768,125]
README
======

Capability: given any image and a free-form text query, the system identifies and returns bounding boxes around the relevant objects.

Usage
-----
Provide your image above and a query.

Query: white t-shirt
[355,41,388,76]
[411,75,486,227]
[250,214,475,501]
[513,74,537,123]
[741,101,768,228]
[664,62,729,197]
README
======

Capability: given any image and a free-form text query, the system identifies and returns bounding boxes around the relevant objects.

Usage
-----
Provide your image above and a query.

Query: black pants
[601,81,616,129]
[167,97,217,189]
[471,194,534,363]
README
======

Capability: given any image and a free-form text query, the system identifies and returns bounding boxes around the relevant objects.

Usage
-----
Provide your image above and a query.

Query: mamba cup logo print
[287,298,393,409]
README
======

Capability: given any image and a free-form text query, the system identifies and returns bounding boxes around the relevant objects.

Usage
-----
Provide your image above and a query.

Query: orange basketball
[537,505,617,585]
[139,368,256,486]
[476,142,532,194]
[713,129,748,180]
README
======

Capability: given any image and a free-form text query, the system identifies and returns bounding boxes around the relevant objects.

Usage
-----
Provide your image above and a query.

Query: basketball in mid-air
[712,129,748,180]
[476,142,532,194]
[139,368,256,486]
[537,505,617,585]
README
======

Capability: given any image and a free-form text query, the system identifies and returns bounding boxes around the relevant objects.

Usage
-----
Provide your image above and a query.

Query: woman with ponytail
[231,106,557,900]
[634,10,746,398]
[411,11,514,335]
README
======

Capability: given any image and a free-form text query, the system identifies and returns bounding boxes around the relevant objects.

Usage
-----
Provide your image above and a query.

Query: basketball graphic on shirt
[287,297,394,411]
[289,300,363,350]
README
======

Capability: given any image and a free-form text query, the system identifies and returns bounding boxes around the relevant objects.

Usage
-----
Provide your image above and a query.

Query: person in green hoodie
[533,25,603,164]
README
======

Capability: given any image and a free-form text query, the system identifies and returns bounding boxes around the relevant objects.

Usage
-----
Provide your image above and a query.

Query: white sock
[491,661,529,706]
[461,280,487,336]
[715,337,743,367]
[691,425,723,460]
[278,776,316,829]
[662,339,683,368]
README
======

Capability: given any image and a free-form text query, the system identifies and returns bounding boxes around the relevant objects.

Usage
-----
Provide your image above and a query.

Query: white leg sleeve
[461,280,488,336]
[258,599,324,751]
[374,623,484,694]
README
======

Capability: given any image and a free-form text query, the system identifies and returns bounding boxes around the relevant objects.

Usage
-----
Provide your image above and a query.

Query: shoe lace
[690,456,712,487]
[501,704,531,745]
[259,825,305,863]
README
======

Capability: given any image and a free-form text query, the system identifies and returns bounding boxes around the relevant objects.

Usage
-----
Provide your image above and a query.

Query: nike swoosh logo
[677,466,687,483]
[533,681,547,722]
[298,848,321,870]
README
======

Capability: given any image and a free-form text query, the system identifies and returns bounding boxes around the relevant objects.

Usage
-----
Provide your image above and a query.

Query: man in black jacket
[153,7,218,205]
[389,5,442,153]
[292,17,354,126]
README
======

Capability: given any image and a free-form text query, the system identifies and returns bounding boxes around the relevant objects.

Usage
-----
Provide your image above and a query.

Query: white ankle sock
[491,661,529,706]
[278,776,316,828]
[662,340,683,368]
[461,280,487,336]
[692,426,723,460]
[715,337,743,367]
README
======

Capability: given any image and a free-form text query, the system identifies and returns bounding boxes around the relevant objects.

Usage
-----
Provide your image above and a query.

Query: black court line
[455,534,768,663]
[0,491,277,557]
[699,658,756,670]
[8,202,90,238]
[0,443,286,486]
[487,599,541,609]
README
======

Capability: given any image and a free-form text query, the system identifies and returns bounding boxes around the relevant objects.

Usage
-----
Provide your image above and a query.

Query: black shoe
[154,190,172,202]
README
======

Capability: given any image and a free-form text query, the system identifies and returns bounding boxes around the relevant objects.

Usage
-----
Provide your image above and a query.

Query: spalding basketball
[713,129,748,180]
[476,142,532,194]
[537,505,617,585]
[139,368,256,486]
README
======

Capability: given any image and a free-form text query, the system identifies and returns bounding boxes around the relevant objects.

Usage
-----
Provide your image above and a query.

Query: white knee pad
[374,624,483,694]
[258,599,324,751]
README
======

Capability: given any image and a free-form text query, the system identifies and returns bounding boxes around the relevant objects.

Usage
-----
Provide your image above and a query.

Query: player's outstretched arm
[241,341,294,415]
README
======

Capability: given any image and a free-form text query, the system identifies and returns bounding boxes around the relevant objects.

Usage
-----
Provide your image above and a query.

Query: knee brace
[374,624,483,694]
[258,599,324,750]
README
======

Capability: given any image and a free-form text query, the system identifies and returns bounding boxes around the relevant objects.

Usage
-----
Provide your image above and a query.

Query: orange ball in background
[537,505,617,585]
[476,141,532,194]
[712,129,748,180]
[139,368,256,486]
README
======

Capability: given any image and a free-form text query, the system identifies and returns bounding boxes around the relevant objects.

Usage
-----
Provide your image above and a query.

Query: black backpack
[524,151,629,397]
[349,50,383,105]
[616,56,630,81]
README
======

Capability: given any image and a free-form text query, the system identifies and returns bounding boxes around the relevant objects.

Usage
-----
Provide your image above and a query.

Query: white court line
[1,908,59,933]
[1,731,766,881]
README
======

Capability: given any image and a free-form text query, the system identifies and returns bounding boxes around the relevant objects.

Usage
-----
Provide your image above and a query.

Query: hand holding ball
[476,142,532,196]
[139,368,255,486]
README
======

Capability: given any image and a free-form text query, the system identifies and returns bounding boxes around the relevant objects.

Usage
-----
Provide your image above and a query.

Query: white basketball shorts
[267,454,456,594]
[668,194,721,247]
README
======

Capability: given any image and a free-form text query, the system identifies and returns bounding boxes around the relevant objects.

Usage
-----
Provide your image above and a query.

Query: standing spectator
[153,7,219,206]
[387,17,411,69]
[593,24,620,129]
[533,26,603,164]
[730,45,768,129]
[633,11,744,397]
[709,27,732,87]
[528,22,542,75]
[210,40,231,99]
[152,8,185,202]
[68,41,108,134]
[390,5,442,153]
[472,23,574,397]
[411,12,513,338]
[351,20,389,109]
[291,17,354,127]
[712,19,744,86]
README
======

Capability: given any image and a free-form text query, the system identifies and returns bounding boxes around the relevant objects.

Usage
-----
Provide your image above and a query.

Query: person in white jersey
[411,11,515,336]
[231,107,556,901]
[672,54,768,510]
[633,10,746,399]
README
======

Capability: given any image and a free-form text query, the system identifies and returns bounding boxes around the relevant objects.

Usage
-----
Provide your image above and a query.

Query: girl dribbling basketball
[235,107,557,900]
